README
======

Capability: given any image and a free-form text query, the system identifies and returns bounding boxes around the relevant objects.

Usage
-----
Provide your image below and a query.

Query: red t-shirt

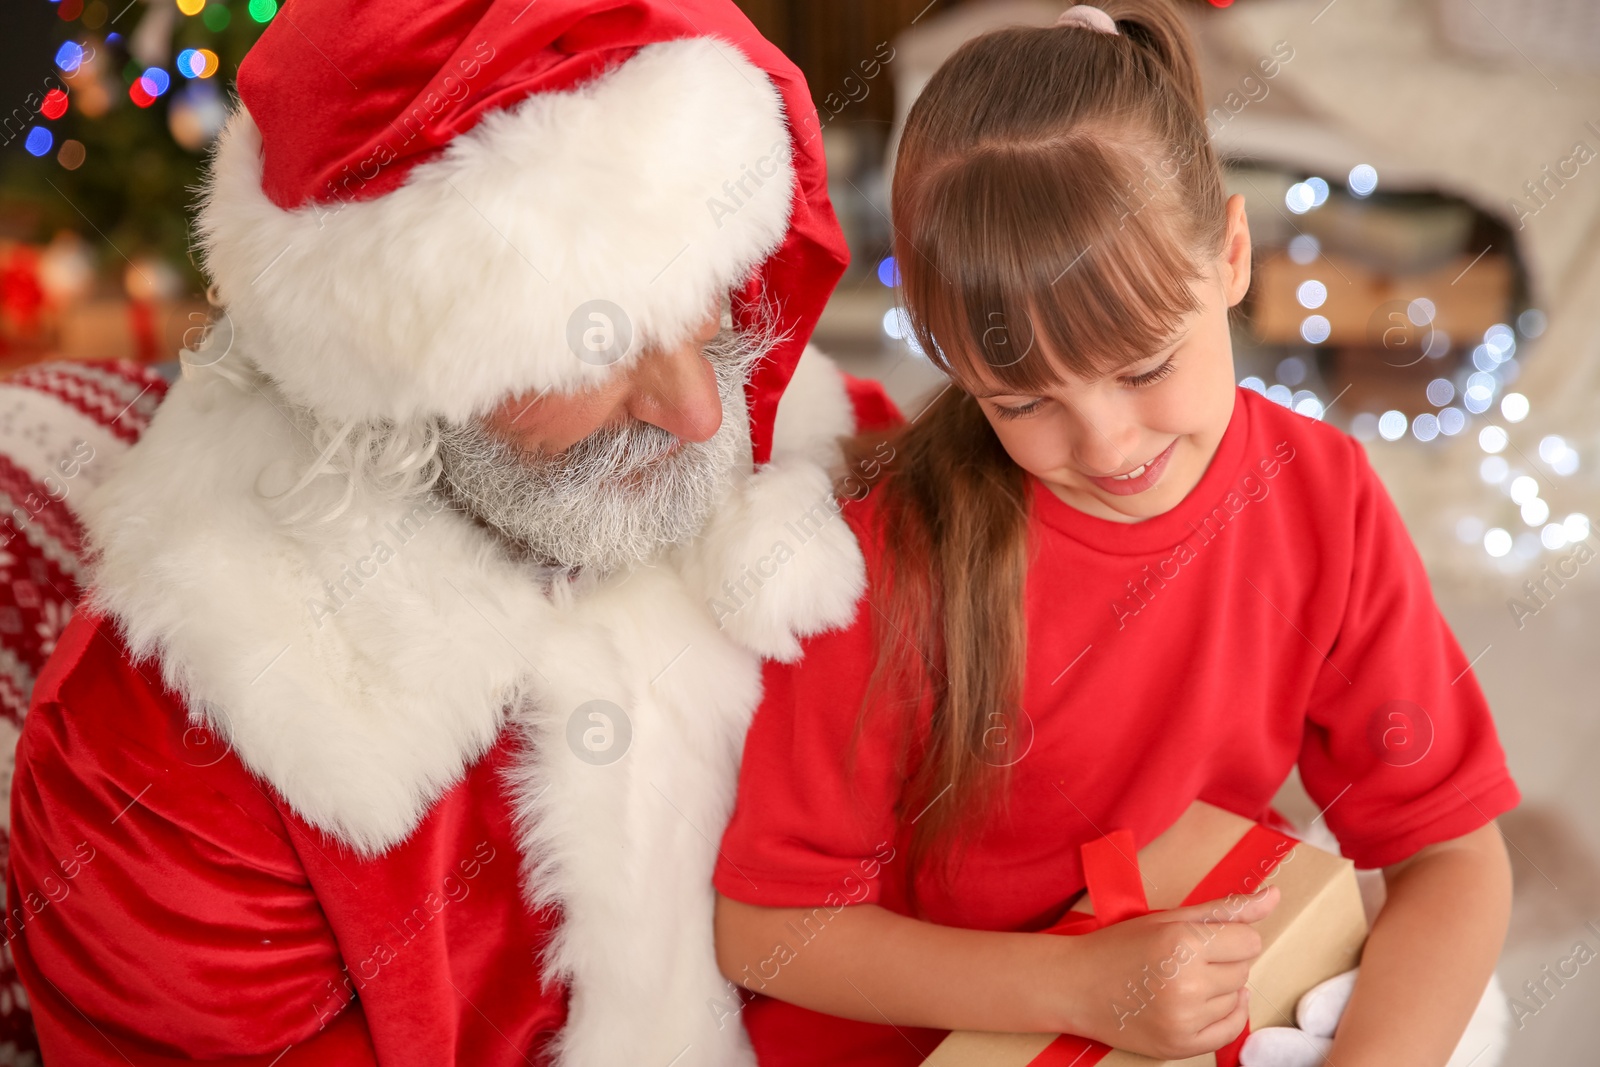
[713,385,1523,1065]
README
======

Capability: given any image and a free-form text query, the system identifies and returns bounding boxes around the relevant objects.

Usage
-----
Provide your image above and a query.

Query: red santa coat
[11,612,555,1065]
[8,352,901,1066]
[10,1,902,1060]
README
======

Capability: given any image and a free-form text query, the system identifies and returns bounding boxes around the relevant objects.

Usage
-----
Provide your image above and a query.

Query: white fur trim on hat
[197,36,797,425]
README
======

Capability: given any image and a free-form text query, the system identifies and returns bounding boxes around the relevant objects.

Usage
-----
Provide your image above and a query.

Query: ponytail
[1103,0,1210,126]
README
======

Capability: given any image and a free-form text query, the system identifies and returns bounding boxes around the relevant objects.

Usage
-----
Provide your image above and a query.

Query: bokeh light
[1348,163,1378,196]
[1509,475,1539,505]
[1288,234,1320,264]
[55,42,84,73]
[139,67,172,97]
[41,89,69,120]
[176,49,218,78]
[24,128,53,157]
[1485,323,1515,358]
[1483,528,1512,557]
[881,308,905,340]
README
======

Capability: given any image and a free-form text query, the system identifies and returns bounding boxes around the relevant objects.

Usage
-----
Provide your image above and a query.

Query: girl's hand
[1049,885,1281,1061]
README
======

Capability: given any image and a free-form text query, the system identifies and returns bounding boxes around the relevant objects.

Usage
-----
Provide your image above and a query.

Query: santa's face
[432,309,767,576]
[483,310,728,456]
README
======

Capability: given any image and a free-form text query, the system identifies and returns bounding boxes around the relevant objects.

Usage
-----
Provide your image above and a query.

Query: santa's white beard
[433,326,765,577]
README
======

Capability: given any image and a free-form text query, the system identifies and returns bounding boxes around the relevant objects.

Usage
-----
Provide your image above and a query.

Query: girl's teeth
[1112,463,1147,481]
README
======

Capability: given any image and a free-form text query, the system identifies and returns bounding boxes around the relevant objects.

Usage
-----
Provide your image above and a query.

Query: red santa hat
[197,0,848,465]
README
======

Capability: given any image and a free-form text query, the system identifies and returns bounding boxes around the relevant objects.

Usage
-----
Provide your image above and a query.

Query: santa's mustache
[431,324,773,575]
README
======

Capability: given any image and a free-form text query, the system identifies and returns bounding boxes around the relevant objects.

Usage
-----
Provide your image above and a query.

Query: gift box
[922,800,1369,1067]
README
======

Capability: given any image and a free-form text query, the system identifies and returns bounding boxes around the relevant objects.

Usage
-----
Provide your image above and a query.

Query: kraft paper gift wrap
[922,799,1369,1067]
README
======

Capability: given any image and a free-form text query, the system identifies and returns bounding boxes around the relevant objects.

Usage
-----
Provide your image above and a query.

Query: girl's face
[958,194,1253,524]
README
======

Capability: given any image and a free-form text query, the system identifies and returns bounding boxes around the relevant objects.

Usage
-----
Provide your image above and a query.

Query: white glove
[1239,967,1510,1067]
[1237,967,1352,1067]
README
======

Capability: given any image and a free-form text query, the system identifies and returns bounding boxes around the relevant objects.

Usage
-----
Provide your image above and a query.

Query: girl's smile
[1084,436,1178,494]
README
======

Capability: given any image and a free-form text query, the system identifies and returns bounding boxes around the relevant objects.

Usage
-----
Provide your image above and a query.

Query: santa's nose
[623,326,725,444]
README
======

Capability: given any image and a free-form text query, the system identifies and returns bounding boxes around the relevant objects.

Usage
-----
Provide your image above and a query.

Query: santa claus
[5,1,900,1064]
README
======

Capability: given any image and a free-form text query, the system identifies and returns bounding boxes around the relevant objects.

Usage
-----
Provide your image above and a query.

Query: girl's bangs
[901,139,1209,395]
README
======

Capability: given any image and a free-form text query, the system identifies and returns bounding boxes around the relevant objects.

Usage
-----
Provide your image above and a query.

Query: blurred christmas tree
[0,0,275,298]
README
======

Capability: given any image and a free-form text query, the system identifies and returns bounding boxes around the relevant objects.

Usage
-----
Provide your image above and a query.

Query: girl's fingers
[1199,984,1246,1023]
[1194,958,1253,998]
[1162,885,1280,931]
[1206,885,1280,924]
[1193,986,1250,1050]
[1158,911,1266,966]
[1197,919,1267,964]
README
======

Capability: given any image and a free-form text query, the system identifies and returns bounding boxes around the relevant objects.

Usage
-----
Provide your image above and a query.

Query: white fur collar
[76,343,868,1065]
[78,343,865,856]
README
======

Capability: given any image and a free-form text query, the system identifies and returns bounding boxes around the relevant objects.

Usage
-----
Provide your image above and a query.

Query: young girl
[712,1,1520,1065]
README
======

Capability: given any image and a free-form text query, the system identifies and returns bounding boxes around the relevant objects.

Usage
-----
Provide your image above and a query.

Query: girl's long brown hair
[838,0,1230,890]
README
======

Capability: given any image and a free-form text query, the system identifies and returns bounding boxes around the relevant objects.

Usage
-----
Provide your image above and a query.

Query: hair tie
[1056,4,1119,35]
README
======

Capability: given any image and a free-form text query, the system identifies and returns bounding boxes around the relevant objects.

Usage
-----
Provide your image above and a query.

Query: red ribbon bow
[1026,822,1297,1066]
